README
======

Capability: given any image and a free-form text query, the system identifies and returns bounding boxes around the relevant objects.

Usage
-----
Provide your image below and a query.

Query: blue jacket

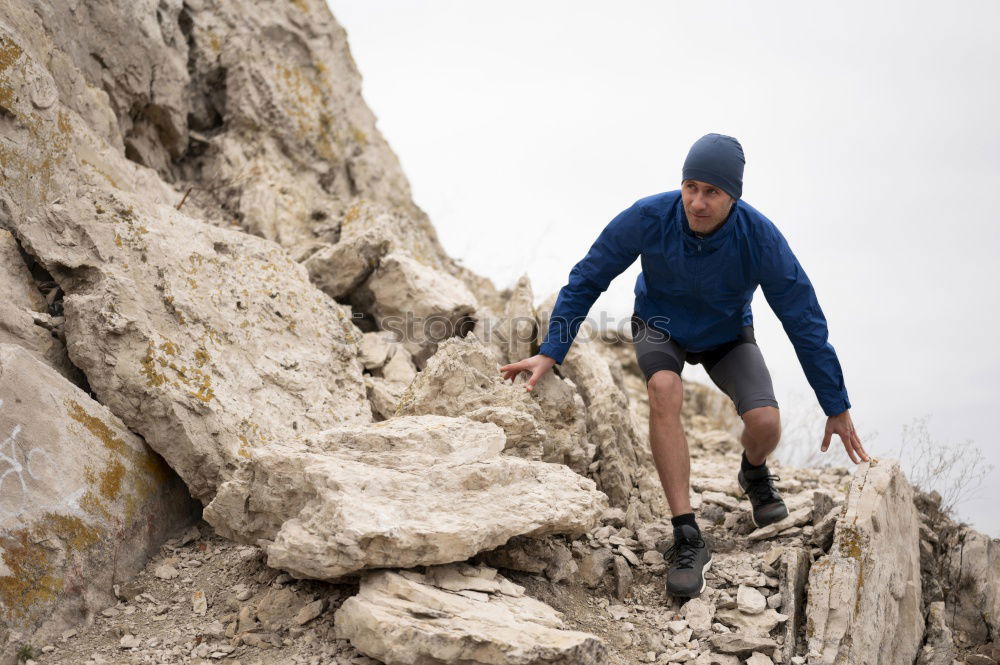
[538,190,851,417]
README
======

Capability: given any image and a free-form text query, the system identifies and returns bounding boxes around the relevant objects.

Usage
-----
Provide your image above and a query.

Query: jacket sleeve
[758,224,852,417]
[538,202,646,364]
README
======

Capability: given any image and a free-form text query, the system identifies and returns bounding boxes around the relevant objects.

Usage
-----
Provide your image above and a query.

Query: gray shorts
[630,313,779,416]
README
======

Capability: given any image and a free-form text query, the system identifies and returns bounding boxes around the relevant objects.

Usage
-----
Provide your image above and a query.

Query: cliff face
[1,2,997,664]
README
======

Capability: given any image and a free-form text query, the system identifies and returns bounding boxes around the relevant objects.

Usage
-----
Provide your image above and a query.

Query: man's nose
[691,194,706,211]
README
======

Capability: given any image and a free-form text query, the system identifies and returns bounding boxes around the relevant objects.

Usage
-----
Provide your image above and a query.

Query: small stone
[737,585,767,614]
[294,598,326,625]
[746,653,774,665]
[192,590,208,615]
[101,607,120,618]
[667,620,689,634]
[618,546,642,567]
[681,597,714,632]
[643,550,665,565]
[154,563,180,580]
[119,634,141,649]
[766,593,783,609]
[61,629,77,640]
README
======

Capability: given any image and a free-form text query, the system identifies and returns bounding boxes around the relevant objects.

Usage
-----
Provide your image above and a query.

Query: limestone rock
[0,230,77,382]
[709,633,777,656]
[805,460,923,665]
[737,585,767,614]
[203,415,606,579]
[335,568,609,664]
[363,375,408,421]
[715,608,787,637]
[395,335,548,459]
[497,274,537,364]
[538,295,665,521]
[779,548,811,663]
[747,507,813,541]
[0,344,196,655]
[681,597,715,634]
[942,526,1000,645]
[479,537,578,583]
[352,251,478,365]
[0,34,374,503]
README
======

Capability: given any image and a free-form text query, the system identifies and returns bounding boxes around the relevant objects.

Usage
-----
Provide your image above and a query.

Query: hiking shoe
[738,464,789,528]
[664,524,712,598]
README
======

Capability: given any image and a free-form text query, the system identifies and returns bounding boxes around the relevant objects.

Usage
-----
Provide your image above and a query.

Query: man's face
[681,179,734,232]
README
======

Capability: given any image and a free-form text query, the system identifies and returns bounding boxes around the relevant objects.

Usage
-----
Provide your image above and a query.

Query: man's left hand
[821,409,870,464]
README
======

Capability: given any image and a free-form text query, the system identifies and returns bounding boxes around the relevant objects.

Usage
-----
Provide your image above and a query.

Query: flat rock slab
[335,567,609,664]
[203,415,607,579]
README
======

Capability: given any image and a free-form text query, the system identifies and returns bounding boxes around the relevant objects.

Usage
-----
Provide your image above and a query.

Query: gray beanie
[682,133,745,200]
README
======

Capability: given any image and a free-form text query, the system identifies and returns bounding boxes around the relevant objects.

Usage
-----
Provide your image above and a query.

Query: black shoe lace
[744,473,781,504]
[665,535,705,570]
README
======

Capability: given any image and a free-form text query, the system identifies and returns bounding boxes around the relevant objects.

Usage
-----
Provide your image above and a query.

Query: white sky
[329,0,1000,535]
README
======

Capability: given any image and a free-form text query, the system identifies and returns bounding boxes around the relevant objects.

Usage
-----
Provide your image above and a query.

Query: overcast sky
[330,1,1000,535]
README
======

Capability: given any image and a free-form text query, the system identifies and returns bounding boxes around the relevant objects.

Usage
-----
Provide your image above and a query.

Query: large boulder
[805,460,923,664]
[0,21,373,502]
[203,415,607,580]
[0,344,196,658]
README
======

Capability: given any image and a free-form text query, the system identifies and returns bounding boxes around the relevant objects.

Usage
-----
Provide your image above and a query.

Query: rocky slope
[1,1,998,664]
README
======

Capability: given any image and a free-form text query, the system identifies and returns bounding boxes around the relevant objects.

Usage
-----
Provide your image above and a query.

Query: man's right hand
[499,354,557,392]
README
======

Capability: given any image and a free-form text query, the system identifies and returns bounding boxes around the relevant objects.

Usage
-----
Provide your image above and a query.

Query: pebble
[737,585,767,615]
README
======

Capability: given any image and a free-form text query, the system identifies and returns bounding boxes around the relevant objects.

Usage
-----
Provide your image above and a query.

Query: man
[499,133,868,599]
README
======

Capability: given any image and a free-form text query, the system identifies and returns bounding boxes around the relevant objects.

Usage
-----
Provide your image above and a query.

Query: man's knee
[647,370,683,414]
[742,406,781,444]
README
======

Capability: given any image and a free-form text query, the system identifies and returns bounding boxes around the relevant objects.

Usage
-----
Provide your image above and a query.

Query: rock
[613,555,633,600]
[394,335,546,459]
[255,588,307,632]
[495,274,537,365]
[334,569,608,664]
[0,345,195,651]
[119,634,141,649]
[358,332,393,371]
[352,251,478,365]
[618,546,642,567]
[363,375,409,421]
[942,526,1000,645]
[811,490,835,524]
[681,597,715,633]
[805,460,923,665]
[778,548,810,663]
[709,633,777,656]
[204,416,606,579]
[0,230,78,382]
[537,295,665,520]
[746,653,774,665]
[154,564,180,580]
[692,654,739,665]
[294,599,326,626]
[809,506,841,551]
[576,548,616,588]
[192,591,208,616]
[701,491,740,511]
[747,508,812,542]
[916,601,955,665]
[380,343,418,384]
[715,608,788,637]
[737,585,767,615]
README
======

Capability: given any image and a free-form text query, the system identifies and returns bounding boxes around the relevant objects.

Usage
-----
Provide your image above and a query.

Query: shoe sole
[667,555,713,598]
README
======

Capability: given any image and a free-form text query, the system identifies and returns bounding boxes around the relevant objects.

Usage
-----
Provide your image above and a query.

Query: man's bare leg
[740,406,781,465]
[646,370,692,516]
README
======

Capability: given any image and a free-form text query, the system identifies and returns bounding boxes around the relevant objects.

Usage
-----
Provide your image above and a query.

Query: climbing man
[499,133,868,598]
